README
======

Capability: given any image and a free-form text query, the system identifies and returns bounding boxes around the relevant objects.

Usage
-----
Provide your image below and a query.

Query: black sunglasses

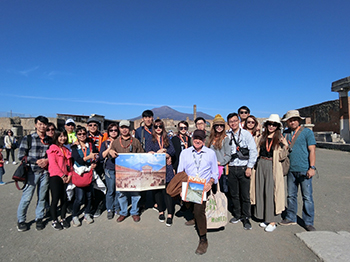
[179,126,188,130]
[239,111,248,114]
[266,122,279,127]
[154,125,163,129]
[214,124,225,128]
[66,123,75,127]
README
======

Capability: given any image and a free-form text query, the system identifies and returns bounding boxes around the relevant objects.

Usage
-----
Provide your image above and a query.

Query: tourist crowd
[7,106,317,255]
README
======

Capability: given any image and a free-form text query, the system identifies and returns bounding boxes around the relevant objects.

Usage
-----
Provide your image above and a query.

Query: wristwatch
[309,166,316,170]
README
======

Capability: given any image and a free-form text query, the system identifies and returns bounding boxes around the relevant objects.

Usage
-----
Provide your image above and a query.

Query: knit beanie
[213,114,225,125]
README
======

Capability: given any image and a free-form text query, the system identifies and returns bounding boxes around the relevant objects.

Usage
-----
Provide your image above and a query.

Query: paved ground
[0,148,349,262]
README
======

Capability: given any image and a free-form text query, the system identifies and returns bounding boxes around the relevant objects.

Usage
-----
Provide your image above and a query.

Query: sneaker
[259,222,267,228]
[305,225,316,231]
[72,216,81,227]
[107,210,114,220]
[61,219,70,229]
[17,221,28,232]
[229,217,241,224]
[13,161,17,165]
[93,209,102,218]
[0,182,6,185]
[84,214,94,224]
[279,219,297,226]
[158,214,165,222]
[265,223,277,232]
[5,161,9,164]
[36,219,45,231]
[242,218,252,230]
[166,217,173,227]
[52,221,63,231]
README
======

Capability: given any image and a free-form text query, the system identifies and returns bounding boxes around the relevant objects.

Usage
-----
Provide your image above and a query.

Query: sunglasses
[239,111,248,114]
[46,128,55,132]
[77,132,87,136]
[179,126,188,130]
[214,124,225,128]
[66,123,75,127]
[88,124,98,127]
[246,121,255,125]
[109,129,118,132]
[154,125,163,129]
[266,122,279,127]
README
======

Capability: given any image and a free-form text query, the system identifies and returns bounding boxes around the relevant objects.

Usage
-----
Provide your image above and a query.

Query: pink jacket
[47,144,73,177]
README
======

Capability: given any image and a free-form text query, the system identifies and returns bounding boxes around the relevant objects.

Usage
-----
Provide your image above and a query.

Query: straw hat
[282,110,305,122]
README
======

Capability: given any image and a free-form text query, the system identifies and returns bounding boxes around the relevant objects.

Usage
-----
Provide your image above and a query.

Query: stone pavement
[0,148,349,262]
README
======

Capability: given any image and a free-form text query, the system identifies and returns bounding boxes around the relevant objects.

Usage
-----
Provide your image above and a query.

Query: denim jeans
[105,169,120,212]
[286,171,315,226]
[17,170,49,222]
[118,191,141,216]
[73,184,93,217]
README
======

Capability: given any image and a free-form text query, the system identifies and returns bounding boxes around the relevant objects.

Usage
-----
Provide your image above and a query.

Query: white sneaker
[72,216,81,227]
[84,214,94,224]
[5,161,9,164]
[259,222,267,228]
[13,161,17,165]
[265,224,277,232]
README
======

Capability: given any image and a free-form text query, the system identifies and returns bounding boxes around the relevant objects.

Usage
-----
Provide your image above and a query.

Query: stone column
[193,105,197,121]
[332,76,350,142]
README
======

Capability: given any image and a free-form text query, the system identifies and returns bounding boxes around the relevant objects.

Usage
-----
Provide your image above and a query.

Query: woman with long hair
[171,120,192,173]
[46,122,57,139]
[208,114,231,191]
[47,129,73,230]
[99,123,121,220]
[71,125,98,227]
[253,114,288,232]
[4,129,17,164]
[145,119,176,226]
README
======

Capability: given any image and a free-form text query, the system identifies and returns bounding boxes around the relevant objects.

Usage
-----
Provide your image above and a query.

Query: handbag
[206,184,228,229]
[12,156,29,190]
[72,168,93,188]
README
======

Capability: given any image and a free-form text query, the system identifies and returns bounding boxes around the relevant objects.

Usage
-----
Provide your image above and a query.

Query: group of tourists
[12,106,317,255]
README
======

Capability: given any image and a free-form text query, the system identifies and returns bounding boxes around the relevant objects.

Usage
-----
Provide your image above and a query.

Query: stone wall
[298,100,340,133]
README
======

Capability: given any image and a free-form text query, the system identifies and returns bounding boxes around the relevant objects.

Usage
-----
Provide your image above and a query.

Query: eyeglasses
[179,126,188,130]
[267,122,279,127]
[246,121,255,125]
[46,128,55,132]
[77,132,87,136]
[154,125,163,129]
[239,111,248,114]
[109,129,118,132]
[88,123,98,127]
[214,124,225,128]
[66,123,75,127]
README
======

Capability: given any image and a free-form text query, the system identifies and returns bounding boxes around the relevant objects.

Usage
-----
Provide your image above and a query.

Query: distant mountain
[129,106,214,121]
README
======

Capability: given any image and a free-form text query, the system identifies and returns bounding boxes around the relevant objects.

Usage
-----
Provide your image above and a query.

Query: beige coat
[250,136,288,215]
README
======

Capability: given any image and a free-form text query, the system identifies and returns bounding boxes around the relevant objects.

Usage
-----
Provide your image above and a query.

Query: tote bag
[206,184,228,229]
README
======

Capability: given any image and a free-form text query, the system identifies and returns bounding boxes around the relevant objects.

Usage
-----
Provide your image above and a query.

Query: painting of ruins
[115,153,166,191]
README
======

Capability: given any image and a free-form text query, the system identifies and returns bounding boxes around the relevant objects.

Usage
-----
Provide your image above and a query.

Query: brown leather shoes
[132,215,140,222]
[185,219,195,226]
[116,215,126,223]
[195,239,208,255]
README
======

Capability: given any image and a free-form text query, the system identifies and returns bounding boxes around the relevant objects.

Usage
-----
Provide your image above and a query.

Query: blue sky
[1,0,349,120]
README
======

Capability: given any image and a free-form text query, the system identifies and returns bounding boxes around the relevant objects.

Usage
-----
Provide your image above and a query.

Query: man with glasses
[17,116,51,232]
[226,113,258,230]
[238,106,251,127]
[64,118,77,150]
[194,117,209,146]
[280,110,316,231]
[109,120,144,222]
[87,117,107,218]
[177,129,219,255]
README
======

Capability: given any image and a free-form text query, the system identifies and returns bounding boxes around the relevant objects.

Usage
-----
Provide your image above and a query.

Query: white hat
[264,114,282,127]
[119,120,130,127]
[282,110,305,122]
[65,118,75,125]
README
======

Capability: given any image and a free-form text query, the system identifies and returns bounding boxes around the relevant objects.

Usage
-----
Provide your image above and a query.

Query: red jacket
[47,144,73,177]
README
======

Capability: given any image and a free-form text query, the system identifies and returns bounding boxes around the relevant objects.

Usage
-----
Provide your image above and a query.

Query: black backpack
[12,135,32,190]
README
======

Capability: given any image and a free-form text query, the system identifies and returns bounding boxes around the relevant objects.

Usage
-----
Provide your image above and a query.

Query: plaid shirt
[18,132,50,174]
